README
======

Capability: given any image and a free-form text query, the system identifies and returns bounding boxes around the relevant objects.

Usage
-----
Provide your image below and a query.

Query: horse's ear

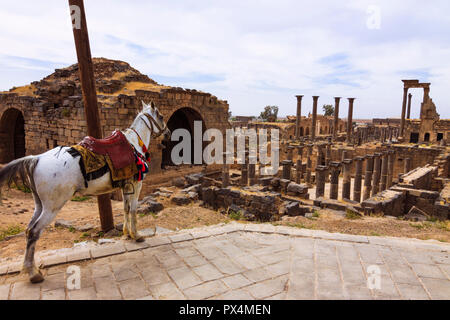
[150,101,155,110]
[141,100,147,111]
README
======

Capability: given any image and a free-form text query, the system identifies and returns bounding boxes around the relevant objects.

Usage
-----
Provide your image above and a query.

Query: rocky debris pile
[201,186,282,222]
[361,190,405,216]
[404,206,430,222]
[137,196,164,214]
[280,201,312,217]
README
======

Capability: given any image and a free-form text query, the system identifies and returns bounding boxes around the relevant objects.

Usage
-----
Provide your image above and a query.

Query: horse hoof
[121,235,131,240]
[135,236,145,243]
[29,272,44,284]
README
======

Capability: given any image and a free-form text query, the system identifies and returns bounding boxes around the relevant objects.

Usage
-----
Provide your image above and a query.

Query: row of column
[314,150,398,203]
[295,95,356,142]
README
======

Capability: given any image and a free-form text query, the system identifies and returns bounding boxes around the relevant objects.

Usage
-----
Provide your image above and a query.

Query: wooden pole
[68,0,114,232]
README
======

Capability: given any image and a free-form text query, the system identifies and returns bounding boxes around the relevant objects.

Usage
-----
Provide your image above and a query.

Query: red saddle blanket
[79,130,135,170]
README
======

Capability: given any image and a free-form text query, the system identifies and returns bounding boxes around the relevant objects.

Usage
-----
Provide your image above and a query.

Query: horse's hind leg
[23,192,44,282]
[27,191,43,232]
[121,189,130,239]
[125,182,144,242]
[23,209,58,283]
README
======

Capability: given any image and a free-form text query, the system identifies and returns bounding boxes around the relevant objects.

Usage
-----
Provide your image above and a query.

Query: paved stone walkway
[0,223,449,300]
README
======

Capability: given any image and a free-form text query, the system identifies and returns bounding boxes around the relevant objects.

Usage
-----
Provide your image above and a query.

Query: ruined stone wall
[0,88,229,175]
[404,119,450,144]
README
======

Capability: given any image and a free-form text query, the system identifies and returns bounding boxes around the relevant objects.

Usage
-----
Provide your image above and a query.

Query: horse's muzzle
[163,128,171,141]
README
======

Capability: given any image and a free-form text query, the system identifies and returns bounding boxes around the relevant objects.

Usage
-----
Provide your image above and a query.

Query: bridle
[140,111,167,139]
[130,111,167,157]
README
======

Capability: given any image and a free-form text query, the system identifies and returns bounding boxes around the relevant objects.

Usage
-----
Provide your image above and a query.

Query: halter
[140,111,167,139]
[129,111,167,160]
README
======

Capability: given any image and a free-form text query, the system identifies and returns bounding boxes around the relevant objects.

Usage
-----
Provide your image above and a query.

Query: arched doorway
[305,127,310,136]
[299,127,304,136]
[161,107,206,168]
[0,108,25,163]
[424,132,430,142]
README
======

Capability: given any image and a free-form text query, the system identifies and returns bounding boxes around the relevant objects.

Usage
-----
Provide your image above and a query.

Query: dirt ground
[0,188,228,260]
[277,210,450,243]
[0,188,449,261]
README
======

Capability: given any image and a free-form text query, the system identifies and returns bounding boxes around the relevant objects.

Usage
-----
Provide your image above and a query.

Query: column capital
[315,165,328,171]
[329,161,341,168]
[296,95,304,99]
[343,158,353,164]
[312,96,320,100]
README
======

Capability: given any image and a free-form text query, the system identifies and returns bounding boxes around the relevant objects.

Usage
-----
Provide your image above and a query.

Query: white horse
[0,101,170,283]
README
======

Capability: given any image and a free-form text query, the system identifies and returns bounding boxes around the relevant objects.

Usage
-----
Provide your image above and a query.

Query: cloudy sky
[0,0,449,118]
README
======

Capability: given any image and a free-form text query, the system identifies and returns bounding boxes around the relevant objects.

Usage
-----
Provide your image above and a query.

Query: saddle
[79,130,134,169]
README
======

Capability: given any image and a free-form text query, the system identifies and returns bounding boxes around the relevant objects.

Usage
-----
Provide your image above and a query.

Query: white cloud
[0,0,449,118]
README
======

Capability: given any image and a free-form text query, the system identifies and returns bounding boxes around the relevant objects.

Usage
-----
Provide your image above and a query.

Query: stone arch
[0,108,26,163]
[161,107,207,168]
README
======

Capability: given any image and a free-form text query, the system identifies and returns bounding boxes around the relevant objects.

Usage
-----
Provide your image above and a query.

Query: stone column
[371,153,382,196]
[379,151,388,191]
[305,144,313,184]
[404,157,411,174]
[333,97,341,140]
[423,86,430,104]
[342,159,352,200]
[400,86,408,137]
[316,144,325,167]
[287,146,295,161]
[329,162,341,200]
[311,96,319,140]
[281,160,292,181]
[387,150,395,188]
[407,93,412,119]
[346,98,355,143]
[353,156,364,202]
[326,139,332,166]
[295,145,304,183]
[222,152,230,187]
[341,149,348,162]
[295,95,303,139]
[362,154,374,201]
[315,165,327,199]
[240,162,248,186]
[248,155,257,185]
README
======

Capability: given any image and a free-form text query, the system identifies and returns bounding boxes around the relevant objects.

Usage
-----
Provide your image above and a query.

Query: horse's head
[141,101,171,141]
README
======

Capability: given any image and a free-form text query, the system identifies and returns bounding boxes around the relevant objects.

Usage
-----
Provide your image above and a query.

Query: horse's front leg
[125,181,144,242]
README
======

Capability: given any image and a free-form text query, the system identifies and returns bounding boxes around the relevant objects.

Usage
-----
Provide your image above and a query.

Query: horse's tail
[0,156,39,205]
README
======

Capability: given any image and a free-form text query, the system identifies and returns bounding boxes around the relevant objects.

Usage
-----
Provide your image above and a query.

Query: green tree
[322,104,334,116]
[260,105,279,122]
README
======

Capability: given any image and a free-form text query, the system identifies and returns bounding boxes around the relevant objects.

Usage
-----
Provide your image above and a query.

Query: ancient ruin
[1,62,449,224]
[0,58,229,175]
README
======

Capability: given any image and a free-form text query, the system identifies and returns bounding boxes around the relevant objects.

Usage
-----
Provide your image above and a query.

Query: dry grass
[4,84,37,97]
